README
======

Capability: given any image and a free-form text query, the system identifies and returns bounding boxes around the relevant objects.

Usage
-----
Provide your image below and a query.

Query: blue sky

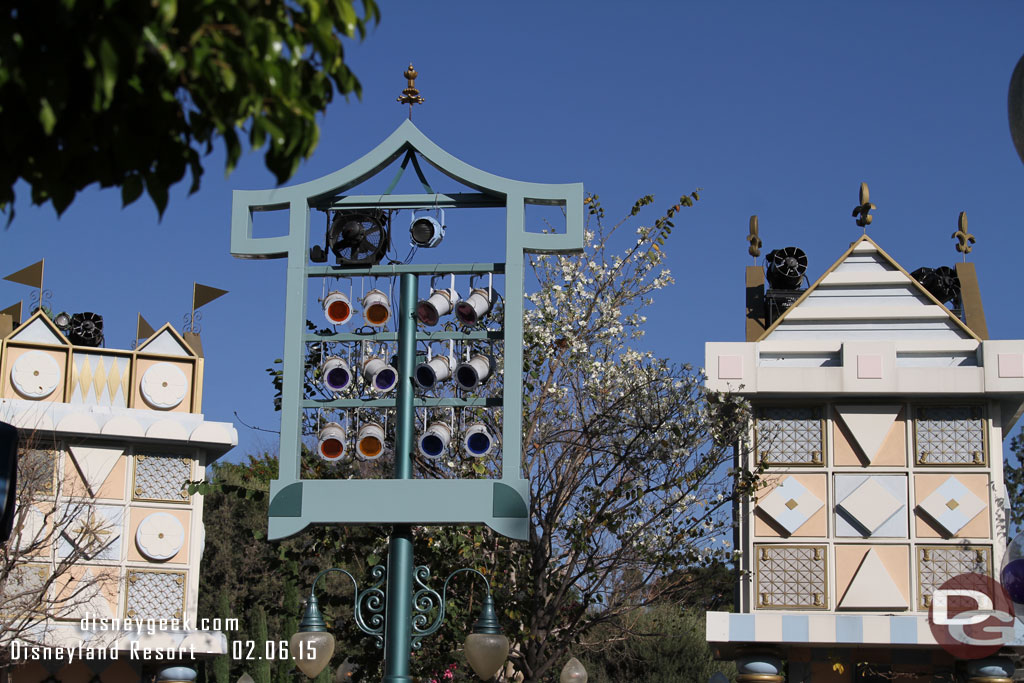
[3,2,1024,460]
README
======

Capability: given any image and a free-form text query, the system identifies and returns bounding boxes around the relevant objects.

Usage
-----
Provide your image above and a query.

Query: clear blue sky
[3,2,1024,460]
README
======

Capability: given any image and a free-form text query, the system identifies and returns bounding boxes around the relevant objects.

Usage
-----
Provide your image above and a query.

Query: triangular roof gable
[7,310,70,346]
[759,234,979,342]
[231,119,584,259]
[134,323,196,357]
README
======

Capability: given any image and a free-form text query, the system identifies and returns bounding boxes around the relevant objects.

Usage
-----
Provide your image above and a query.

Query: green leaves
[0,0,381,217]
[38,98,56,135]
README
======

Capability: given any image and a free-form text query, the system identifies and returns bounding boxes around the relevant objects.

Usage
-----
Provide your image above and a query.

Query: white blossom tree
[495,193,754,682]
[417,194,754,682]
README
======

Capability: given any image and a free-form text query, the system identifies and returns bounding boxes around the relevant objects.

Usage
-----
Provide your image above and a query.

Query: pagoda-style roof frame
[230,120,583,541]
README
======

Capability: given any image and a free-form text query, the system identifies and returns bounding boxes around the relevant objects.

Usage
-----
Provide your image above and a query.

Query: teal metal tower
[231,119,582,681]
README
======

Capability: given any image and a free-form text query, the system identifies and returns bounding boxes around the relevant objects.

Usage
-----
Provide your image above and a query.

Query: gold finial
[952,211,975,260]
[851,182,876,232]
[397,63,425,120]
[747,215,762,260]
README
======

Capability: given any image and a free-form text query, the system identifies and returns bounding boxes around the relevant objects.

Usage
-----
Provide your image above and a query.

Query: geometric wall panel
[914,405,985,465]
[757,476,824,535]
[755,407,823,465]
[917,476,986,536]
[138,329,193,357]
[10,351,61,399]
[837,548,908,610]
[917,545,991,610]
[140,363,188,409]
[125,569,186,620]
[58,504,123,561]
[755,545,827,609]
[133,454,191,502]
[68,445,124,497]
[135,512,186,561]
[19,447,56,496]
[835,475,907,538]
[834,405,901,464]
[1,563,50,618]
[70,353,130,407]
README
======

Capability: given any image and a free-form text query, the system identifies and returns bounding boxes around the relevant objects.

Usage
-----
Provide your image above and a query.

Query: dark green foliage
[211,589,232,683]
[0,0,379,218]
[578,606,735,683]
[197,452,395,683]
[252,605,271,683]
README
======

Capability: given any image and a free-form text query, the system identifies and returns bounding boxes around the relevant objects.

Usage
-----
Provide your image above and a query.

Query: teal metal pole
[382,273,417,683]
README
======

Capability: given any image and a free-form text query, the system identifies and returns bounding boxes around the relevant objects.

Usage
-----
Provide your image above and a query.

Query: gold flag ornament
[193,283,228,311]
[136,314,156,341]
[4,260,43,288]
[0,301,22,334]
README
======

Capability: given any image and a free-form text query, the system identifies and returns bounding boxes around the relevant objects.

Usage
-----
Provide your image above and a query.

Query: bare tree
[0,433,117,657]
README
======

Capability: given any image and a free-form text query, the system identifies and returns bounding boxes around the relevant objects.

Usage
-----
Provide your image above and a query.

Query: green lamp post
[230,70,582,683]
[290,568,508,681]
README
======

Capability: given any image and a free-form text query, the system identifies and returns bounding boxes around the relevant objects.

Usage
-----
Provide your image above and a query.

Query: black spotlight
[410,210,445,248]
[310,210,390,266]
[54,311,72,336]
[68,312,104,347]
[765,247,808,290]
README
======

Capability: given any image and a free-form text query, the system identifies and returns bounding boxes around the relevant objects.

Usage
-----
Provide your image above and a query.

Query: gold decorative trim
[0,562,51,620]
[131,453,193,504]
[912,404,988,467]
[123,568,187,622]
[917,544,992,611]
[753,406,826,468]
[754,543,828,610]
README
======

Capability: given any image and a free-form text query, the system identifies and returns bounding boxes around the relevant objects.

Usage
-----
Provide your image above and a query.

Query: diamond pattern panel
[918,545,990,610]
[125,569,186,620]
[70,353,130,407]
[758,477,823,535]
[837,477,903,536]
[756,407,823,465]
[915,405,985,465]
[755,545,827,609]
[133,454,191,502]
[917,476,986,536]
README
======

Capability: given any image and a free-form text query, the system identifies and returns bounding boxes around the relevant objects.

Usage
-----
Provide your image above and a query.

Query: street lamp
[291,567,508,681]
[560,657,588,683]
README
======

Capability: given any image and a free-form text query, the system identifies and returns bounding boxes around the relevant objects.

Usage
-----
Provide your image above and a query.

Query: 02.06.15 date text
[231,640,317,661]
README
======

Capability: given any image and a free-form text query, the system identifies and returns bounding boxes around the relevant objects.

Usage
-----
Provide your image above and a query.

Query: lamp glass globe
[560,657,588,683]
[464,632,509,681]
[290,631,335,678]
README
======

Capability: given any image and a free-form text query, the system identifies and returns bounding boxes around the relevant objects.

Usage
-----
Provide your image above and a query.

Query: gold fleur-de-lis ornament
[747,215,762,259]
[851,182,876,231]
[952,211,976,259]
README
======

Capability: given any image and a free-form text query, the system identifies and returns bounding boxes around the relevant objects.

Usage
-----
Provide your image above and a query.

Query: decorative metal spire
[397,63,425,120]
[747,215,762,260]
[952,211,976,260]
[851,182,876,232]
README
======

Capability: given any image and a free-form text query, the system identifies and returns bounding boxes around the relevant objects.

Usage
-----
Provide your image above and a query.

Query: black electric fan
[310,210,390,266]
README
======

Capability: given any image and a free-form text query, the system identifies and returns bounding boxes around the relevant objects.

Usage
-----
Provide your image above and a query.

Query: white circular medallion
[135,512,185,561]
[140,363,188,409]
[10,351,60,399]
